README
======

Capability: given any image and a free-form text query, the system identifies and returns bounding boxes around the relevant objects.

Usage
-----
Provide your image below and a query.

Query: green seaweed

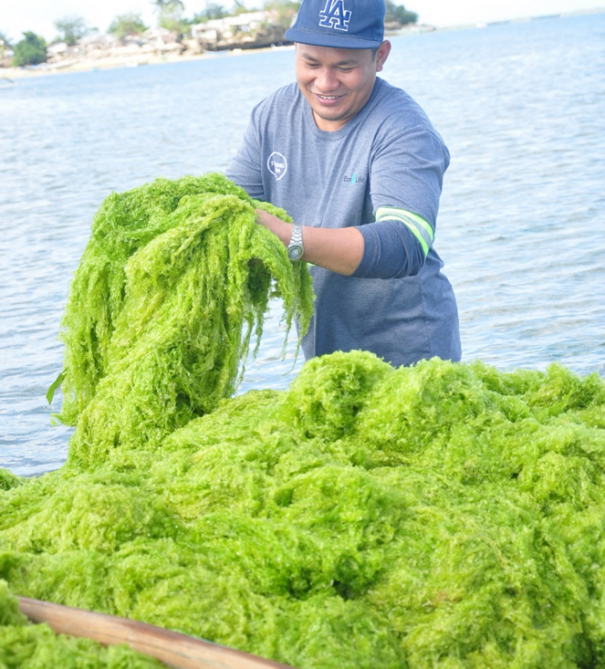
[56,173,313,467]
[0,579,162,668]
[2,174,605,668]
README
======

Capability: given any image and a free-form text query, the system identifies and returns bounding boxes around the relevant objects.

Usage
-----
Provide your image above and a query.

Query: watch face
[288,245,303,261]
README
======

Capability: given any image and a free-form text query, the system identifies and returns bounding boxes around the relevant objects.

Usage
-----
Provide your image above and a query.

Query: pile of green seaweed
[2,174,605,669]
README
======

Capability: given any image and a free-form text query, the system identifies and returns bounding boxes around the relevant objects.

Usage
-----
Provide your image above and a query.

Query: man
[226,0,461,367]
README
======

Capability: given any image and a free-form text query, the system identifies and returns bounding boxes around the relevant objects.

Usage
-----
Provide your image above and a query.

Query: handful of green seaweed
[55,173,313,466]
[1,174,605,669]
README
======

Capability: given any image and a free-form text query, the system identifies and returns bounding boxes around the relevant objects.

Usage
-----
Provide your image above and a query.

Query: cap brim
[285,27,382,49]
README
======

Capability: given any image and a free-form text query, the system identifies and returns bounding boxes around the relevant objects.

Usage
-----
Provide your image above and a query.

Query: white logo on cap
[267,151,288,180]
[319,0,352,31]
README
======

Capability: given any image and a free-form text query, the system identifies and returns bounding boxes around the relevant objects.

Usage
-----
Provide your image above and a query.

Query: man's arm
[254,123,446,279]
[256,207,429,279]
[256,209,365,276]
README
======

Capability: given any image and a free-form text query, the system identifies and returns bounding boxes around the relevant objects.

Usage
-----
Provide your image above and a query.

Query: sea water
[1,12,604,475]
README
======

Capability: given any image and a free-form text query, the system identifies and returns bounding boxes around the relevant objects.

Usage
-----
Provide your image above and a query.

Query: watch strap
[287,223,304,260]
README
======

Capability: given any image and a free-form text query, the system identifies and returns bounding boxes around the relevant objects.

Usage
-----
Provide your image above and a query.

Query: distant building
[47,42,69,58]
[0,39,14,68]
[192,11,290,51]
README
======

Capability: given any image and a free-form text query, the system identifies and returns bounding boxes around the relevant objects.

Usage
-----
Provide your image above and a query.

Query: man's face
[295,41,391,132]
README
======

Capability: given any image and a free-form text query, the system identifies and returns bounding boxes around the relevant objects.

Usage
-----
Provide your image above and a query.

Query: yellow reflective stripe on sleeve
[375,207,434,257]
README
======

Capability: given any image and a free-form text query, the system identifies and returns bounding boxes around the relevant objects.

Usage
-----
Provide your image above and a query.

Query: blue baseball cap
[285,0,386,50]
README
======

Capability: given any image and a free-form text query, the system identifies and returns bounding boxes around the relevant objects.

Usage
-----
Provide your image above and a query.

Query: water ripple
[1,14,604,475]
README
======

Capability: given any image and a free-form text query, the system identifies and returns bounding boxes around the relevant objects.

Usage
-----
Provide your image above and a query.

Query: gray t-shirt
[226,77,461,367]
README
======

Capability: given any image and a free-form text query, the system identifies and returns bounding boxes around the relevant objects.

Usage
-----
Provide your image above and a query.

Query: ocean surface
[1,13,604,476]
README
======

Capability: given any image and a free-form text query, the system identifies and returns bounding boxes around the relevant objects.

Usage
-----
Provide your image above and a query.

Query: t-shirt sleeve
[225,106,266,201]
[353,122,450,279]
[353,219,426,279]
[371,125,449,225]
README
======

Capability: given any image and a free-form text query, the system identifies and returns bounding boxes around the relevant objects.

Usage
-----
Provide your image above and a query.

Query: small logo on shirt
[267,152,288,180]
[319,0,352,32]
[344,172,366,184]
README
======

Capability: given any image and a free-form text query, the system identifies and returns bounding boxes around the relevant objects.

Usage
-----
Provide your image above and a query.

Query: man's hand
[255,209,364,276]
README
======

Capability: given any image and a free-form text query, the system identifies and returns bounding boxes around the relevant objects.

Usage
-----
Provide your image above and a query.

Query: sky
[0,0,603,42]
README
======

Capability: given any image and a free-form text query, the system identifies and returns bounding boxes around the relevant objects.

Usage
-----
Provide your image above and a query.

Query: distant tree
[187,0,297,27]
[152,0,188,32]
[385,1,418,25]
[54,15,90,46]
[108,13,149,38]
[12,32,47,66]
[189,3,229,23]
[232,0,255,16]
[152,0,185,11]
[263,0,300,28]
[159,10,188,32]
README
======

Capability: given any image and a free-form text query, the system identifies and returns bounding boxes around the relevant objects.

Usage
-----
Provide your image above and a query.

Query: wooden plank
[18,597,295,669]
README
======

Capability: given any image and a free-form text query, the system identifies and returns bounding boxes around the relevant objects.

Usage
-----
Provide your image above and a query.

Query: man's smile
[313,92,346,104]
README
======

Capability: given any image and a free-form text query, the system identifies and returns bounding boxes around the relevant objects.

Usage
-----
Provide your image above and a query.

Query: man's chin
[314,107,348,123]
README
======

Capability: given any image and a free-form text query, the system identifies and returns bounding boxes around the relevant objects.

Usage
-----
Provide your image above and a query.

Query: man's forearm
[255,209,364,276]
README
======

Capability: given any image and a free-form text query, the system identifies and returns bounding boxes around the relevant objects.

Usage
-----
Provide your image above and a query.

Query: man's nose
[315,68,339,92]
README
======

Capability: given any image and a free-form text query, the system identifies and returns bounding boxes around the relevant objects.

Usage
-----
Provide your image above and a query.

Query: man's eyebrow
[301,55,360,66]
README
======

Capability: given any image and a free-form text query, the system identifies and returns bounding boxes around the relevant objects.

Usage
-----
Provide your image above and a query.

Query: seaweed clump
[55,173,313,467]
[1,175,605,668]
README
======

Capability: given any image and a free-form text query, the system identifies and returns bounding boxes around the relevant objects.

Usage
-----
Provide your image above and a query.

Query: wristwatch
[287,223,304,261]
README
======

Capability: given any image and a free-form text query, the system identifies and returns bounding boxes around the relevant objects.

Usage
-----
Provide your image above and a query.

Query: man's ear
[375,40,391,72]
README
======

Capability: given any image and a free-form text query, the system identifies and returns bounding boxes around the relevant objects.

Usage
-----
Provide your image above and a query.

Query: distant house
[47,35,113,63]
[143,27,185,55]
[144,27,178,44]
[77,34,112,51]
[47,42,69,58]
[192,11,289,51]
[0,39,14,68]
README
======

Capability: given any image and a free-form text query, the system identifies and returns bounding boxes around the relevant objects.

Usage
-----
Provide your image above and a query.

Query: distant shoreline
[1,7,602,82]
[0,47,285,81]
